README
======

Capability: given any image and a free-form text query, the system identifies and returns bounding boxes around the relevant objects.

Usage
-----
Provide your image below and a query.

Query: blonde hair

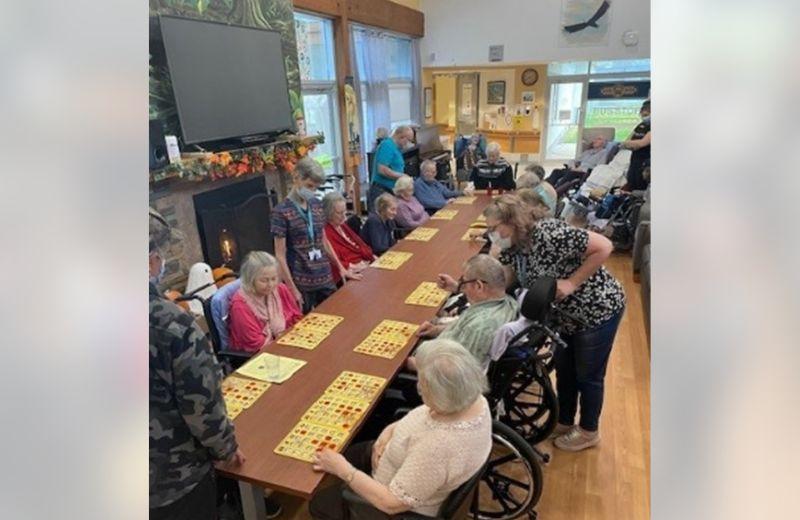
[240,251,278,293]
[482,194,535,247]
[375,193,397,216]
[393,174,415,196]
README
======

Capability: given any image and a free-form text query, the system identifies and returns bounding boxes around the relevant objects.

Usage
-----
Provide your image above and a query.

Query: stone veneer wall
[150,169,290,291]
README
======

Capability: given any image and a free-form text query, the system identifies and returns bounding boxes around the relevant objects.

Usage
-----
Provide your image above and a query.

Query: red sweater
[324,222,374,283]
[227,284,302,352]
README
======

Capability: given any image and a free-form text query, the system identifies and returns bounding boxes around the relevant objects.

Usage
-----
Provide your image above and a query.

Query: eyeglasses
[457,277,485,292]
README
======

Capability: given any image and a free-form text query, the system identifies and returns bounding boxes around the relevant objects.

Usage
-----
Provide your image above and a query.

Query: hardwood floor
[270,253,650,520]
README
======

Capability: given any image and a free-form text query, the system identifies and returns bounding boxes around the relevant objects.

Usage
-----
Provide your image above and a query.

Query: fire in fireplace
[193,177,278,271]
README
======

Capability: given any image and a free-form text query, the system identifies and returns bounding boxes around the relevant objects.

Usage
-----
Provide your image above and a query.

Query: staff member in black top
[621,100,651,191]
[470,142,516,191]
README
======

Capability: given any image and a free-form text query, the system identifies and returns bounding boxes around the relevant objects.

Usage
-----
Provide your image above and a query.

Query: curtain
[409,38,422,126]
[351,27,391,158]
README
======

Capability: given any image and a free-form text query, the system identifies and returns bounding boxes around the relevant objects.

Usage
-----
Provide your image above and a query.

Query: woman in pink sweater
[393,175,430,229]
[228,251,303,353]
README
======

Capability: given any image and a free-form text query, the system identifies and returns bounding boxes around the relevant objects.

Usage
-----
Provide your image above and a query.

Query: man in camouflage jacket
[149,208,244,519]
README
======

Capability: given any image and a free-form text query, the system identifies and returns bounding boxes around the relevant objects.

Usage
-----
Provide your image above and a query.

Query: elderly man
[149,209,256,519]
[469,142,516,191]
[368,125,415,211]
[547,135,610,189]
[413,159,465,211]
[407,254,518,370]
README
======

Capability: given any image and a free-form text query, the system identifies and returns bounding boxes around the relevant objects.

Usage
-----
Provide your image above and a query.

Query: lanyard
[289,199,315,243]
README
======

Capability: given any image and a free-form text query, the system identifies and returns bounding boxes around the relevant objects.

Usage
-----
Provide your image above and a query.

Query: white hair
[322,191,346,221]
[463,254,506,289]
[375,193,397,216]
[239,251,278,293]
[486,142,501,155]
[393,174,415,196]
[416,339,488,414]
[515,171,542,190]
[393,125,412,137]
[294,156,327,184]
[420,159,437,174]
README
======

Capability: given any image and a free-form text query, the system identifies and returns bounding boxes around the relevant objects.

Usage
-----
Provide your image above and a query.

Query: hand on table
[416,321,442,338]
[226,448,246,466]
[344,268,363,281]
[312,448,351,479]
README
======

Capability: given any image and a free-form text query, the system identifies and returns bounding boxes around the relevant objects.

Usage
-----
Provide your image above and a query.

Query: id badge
[308,248,322,261]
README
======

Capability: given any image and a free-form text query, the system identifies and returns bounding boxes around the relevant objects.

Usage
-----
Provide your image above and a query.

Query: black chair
[341,462,486,520]
[201,294,251,373]
[345,214,363,235]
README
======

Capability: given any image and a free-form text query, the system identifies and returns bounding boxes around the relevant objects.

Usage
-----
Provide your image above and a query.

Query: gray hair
[393,125,412,137]
[486,142,501,155]
[239,251,278,293]
[524,163,546,180]
[420,159,437,175]
[322,191,346,221]
[375,193,397,216]
[515,171,542,190]
[393,174,415,196]
[463,254,506,289]
[415,339,488,414]
[294,157,327,184]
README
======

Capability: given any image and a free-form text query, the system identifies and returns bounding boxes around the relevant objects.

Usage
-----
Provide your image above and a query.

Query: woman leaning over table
[483,194,625,452]
[310,339,492,519]
[227,251,302,353]
[322,191,375,285]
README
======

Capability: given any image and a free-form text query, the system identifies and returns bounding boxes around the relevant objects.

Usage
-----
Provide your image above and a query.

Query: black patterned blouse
[498,218,626,334]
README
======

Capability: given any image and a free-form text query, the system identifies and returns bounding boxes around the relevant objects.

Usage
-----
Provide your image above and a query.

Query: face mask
[297,187,316,201]
[489,231,512,251]
[404,141,415,150]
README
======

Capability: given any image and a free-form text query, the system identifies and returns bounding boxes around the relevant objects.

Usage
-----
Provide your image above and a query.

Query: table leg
[238,481,267,520]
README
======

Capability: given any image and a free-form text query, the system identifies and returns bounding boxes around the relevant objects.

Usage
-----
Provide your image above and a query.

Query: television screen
[159,15,294,145]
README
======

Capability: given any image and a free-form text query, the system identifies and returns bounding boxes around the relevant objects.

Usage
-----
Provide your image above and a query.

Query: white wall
[419,0,650,66]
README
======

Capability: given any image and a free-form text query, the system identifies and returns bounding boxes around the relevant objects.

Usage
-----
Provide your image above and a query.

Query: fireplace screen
[193,177,278,271]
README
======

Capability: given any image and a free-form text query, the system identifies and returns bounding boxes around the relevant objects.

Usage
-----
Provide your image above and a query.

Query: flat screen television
[159,15,294,146]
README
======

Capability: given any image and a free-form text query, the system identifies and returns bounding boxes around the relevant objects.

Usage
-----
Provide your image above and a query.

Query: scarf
[237,286,287,340]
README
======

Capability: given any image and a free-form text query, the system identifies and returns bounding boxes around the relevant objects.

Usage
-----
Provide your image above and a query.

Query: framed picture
[424,87,433,119]
[521,91,535,103]
[486,80,506,105]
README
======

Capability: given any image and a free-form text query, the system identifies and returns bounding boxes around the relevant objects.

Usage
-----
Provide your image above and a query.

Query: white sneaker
[549,423,575,439]
[554,426,600,451]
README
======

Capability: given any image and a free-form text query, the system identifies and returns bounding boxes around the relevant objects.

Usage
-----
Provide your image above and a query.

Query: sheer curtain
[351,27,391,160]
[409,38,422,126]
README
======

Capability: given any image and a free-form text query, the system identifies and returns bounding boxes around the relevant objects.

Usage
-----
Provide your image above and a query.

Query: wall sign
[488,44,504,62]
[587,81,651,100]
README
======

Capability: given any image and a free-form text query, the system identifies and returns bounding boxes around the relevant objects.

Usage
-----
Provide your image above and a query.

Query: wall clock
[521,68,539,86]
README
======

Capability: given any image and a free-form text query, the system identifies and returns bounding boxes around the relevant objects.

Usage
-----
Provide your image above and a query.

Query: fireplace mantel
[149,133,324,192]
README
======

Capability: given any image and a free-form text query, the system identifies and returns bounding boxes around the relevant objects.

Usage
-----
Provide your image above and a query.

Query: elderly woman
[470,142,515,191]
[310,339,492,519]
[414,159,467,212]
[271,157,345,312]
[360,193,398,256]
[228,251,303,353]
[322,192,375,285]
[515,163,546,190]
[393,175,429,229]
[517,183,558,217]
[483,194,625,452]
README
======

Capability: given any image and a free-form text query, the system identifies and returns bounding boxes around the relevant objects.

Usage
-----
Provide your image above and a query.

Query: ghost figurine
[184,262,217,316]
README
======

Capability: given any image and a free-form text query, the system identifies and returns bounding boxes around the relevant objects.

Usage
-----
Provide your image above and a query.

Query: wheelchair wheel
[503,363,559,445]
[471,420,543,520]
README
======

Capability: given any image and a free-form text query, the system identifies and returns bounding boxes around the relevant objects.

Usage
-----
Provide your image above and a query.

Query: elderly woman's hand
[312,448,352,479]
[344,268,364,281]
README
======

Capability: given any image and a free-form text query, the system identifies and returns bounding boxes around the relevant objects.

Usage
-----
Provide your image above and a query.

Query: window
[294,12,342,174]
[590,59,651,74]
[547,61,590,76]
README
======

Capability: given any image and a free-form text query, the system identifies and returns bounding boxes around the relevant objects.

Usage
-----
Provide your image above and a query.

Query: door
[544,81,585,161]
[456,73,480,135]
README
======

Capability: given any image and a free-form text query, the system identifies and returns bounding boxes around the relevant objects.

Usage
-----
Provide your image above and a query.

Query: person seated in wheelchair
[406,254,518,371]
[227,251,303,353]
[310,339,492,519]
[546,135,610,190]
[469,142,516,191]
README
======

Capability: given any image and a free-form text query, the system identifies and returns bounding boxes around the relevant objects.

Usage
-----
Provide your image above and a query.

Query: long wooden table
[216,195,491,519]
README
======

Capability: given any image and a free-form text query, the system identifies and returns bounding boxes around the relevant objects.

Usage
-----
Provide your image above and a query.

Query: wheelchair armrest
[217,350,253,361]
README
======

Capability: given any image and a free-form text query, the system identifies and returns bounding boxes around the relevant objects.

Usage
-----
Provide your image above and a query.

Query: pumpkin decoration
[213,266,236,288]
[164,289,190,311]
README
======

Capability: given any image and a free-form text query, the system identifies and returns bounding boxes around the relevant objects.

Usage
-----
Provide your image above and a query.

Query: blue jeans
[555,307,624,432]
